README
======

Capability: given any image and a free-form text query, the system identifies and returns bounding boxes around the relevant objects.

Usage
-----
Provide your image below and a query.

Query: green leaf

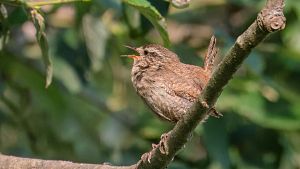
[30,9,53,88]
[82,15,108,72]
[53,57,82,93]
[0,4,9,50]
[124,4,142,37]
[0,4,8,19]
[123,0,170,47]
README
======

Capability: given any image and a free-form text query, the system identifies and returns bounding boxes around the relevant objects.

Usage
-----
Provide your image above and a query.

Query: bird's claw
[140,132,170,164]
[158,132,170,155]
[201,101,209,108]
[141,151,153,163]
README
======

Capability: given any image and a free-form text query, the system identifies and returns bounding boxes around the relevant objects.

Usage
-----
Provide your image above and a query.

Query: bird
[124,36,220,123]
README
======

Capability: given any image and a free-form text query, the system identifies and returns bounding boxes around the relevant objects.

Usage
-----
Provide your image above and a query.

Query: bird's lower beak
[120,55,142,60]
[127,55,142,60]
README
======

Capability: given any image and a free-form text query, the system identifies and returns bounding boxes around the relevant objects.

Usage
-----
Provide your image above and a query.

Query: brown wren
[124,36,220,123]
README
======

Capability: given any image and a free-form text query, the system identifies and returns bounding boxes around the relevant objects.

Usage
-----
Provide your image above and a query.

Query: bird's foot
[140,143,159,163]
[140,153,150,163]
[200,100,209,108]
[140,132,170,163]
[158,132,170,155]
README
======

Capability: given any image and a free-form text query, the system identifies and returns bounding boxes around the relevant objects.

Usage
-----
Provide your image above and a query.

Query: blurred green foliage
[0,0,300,168]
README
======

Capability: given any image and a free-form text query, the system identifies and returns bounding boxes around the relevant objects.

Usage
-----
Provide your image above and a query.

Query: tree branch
[136,0,286,168]
[0,153,137,169]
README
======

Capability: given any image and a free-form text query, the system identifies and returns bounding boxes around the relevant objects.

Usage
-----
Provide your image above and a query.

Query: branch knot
[257,6,286,32]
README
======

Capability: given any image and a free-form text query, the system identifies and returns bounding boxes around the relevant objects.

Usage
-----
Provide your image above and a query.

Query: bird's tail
[204,36,218,74]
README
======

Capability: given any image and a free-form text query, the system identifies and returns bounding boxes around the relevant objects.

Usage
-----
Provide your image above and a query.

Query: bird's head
[123,44,180,66]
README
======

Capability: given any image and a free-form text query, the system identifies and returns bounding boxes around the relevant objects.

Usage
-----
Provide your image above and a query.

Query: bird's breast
[131,65,195,122]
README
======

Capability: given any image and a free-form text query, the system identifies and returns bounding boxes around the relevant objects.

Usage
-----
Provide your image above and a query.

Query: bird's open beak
[122,45,142,60]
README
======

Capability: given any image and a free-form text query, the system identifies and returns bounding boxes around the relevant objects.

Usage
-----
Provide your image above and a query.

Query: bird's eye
[144,50,149,55]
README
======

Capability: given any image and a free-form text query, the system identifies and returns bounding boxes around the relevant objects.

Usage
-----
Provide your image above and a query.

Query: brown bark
[0,154,137,169]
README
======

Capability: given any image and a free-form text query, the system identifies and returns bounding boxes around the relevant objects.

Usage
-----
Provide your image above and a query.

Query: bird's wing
[162,66,206,102]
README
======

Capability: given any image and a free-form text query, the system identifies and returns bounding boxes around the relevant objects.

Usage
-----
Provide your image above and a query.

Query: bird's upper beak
[124,45,137,51]
[123,45,142,60]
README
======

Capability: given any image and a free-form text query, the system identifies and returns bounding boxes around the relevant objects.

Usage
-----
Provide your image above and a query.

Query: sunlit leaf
[0,4,9,50]
[0,4,7,19]
[30,9,52,88]
[82,14,108,72]
[53,57,82,93]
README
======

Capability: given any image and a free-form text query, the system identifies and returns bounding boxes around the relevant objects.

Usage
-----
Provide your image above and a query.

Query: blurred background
[0,0,300,168]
